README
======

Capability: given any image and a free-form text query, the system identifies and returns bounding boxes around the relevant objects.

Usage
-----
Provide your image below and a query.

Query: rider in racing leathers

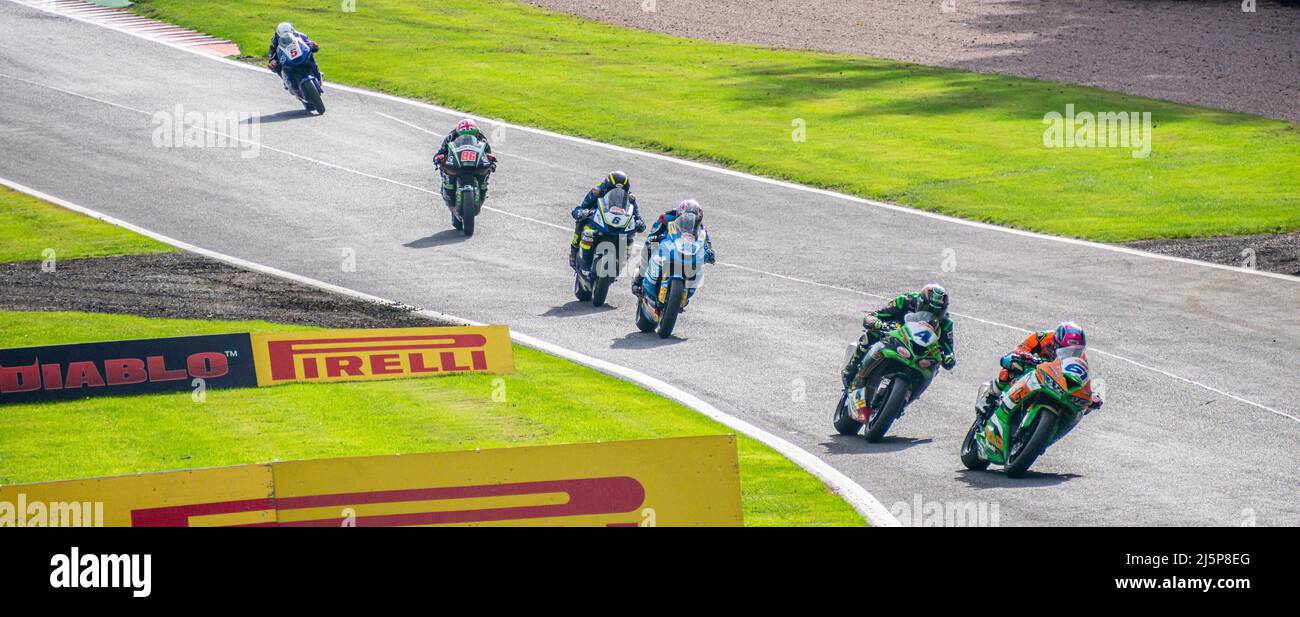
[433,119,497,206]
[841,284,956,402]
[570,171,645,269]
[976,321,1102,416]
[632,199,716,297]
[266,22,321,88]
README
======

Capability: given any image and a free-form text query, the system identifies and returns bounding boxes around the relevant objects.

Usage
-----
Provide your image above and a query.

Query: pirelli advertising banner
[0,326,514,404]
[0,333,257,404]
[0,436,743,527]
[250,326,515,386]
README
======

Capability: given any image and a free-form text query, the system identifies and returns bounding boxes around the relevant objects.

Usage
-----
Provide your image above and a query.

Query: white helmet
[276,22,296,43]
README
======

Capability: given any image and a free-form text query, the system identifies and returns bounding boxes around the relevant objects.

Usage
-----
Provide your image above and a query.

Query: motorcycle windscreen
[452,135,482,167]
[278,38,307,64]
[598,189,632,230]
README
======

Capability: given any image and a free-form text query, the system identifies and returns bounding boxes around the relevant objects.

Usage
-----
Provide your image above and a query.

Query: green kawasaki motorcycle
[960,347,1101,477]
[832,312,946,442]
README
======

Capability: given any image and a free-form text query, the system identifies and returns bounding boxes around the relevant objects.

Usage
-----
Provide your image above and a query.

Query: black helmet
[606,171,630,192]
[919,284,949,316]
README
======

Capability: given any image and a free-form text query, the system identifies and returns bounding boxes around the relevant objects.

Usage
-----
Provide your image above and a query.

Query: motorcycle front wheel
[864,376,909,443]
[1004,411,1057,478]
[656,279,685,339]
[302,80,325,114]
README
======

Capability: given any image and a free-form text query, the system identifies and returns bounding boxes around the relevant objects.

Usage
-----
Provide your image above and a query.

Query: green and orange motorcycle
[960,347,1102,477]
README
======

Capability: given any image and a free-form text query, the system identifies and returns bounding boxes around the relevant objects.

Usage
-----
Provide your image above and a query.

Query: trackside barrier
[0,436,743,527]
[0,326,515,404]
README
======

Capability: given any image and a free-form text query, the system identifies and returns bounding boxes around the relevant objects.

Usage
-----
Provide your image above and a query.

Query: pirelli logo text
[250,327,515,386]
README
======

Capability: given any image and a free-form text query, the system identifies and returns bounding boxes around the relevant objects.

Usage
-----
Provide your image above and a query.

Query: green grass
[0,311,864,526]
[131,0,1299,242]
[0,187,174,263]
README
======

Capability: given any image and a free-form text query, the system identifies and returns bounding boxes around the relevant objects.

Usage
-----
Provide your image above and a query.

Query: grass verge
[131,0,1299,242]
[0,186,174,263]
[0,311,864,526]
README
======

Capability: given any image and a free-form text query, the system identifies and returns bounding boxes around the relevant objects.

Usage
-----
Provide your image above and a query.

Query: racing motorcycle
[960,347,1101,477]
[573,187,638,307]
[439,133,494,236]
[832,312,945,442]
[634,210,710,339]
[275,35,325,114]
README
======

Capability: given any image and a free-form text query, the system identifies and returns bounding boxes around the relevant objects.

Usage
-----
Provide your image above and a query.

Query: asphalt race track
[2,2,1297,526]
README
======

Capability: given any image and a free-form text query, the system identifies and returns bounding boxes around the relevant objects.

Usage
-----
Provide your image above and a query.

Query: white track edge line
[0,176,900,527]
[5,66,1292,425]
[9,0,1297,285]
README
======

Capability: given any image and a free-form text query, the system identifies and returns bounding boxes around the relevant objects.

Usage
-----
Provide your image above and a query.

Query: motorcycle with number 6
[960,347,1101,477]
[833,312,946,442]
[573,188,638,307]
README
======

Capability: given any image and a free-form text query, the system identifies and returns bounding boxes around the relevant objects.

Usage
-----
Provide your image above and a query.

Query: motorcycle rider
[570,171,645,269]
[433,119,498,207]
[976,321,1102,415]
[841,284,956,401]
[632,199,716,297]
[266,23,321,88]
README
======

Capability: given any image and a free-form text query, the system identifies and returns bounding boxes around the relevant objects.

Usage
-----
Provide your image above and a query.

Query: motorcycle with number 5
[960,347,1101,477]
[275,35,324,114]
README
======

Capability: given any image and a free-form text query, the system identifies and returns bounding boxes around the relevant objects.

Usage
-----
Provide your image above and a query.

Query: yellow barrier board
[0,437,742,527]
[250,326,515,387]
[271,436,743,527]
[0,464,274,527]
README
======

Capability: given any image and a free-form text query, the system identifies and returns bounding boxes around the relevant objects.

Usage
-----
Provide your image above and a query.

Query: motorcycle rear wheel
[960,418,990,470]
[574,275,592,302]
[635,298,656,333]
[864,376,909,443]
[1005,411,1056,478]
[832,391,863,435]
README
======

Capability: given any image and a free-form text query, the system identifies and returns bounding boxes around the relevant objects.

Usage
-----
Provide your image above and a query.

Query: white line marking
[4,70,1294,426]
[0,177,901,527]
[10,0,1297,285]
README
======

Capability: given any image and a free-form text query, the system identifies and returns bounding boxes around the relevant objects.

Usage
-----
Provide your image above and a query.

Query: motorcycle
[573,188,638,307]
[832,312,945,442]
[960,347,1099,477]
[634,210,710,339]
[439,134,493,236]
[275,36,325,114]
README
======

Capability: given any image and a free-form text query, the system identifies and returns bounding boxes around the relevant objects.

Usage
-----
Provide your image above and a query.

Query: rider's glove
[309,41,319,52]
[705,250,716,265]
[267,59,279,71]
[863,315,882,331]
[941,354,956,371]
[635,219,647,233]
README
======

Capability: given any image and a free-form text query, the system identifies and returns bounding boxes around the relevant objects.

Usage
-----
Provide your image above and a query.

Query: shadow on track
[610,331,688,349]
[952,468,1081,489]
[244,109,315,124]
[541,301,617,318]
[820,435,933,455]
[404,230,468,249]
